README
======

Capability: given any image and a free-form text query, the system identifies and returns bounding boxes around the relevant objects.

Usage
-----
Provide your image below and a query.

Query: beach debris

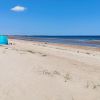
[39,70,61,77]
[42,70,52,76]
[64,73,71,82]
[53,70,61,75]
[39,69,72,83]
[77,51,80,53]
[85,81,100,89]
[5,47,8,49]
[27,50,35,54]
[86,52,90,55]
[41,54,47,57]
[44,42,48,44]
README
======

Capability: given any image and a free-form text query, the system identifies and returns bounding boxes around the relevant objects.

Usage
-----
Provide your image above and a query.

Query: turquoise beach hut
[0,36,8,45]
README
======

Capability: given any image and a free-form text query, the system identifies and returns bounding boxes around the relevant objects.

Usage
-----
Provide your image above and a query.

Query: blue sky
[0,0,99,35]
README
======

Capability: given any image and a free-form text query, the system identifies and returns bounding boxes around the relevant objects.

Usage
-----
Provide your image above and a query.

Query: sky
[0,0,100,35]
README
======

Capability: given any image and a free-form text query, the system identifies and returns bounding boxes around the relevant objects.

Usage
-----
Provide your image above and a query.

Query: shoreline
[9,38,100,52]
[9,35,100,48]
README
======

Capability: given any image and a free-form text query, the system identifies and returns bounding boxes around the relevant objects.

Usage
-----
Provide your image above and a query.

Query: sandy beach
[0,39,100,100]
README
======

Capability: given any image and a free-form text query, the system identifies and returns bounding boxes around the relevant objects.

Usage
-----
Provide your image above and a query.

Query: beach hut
[0,35,8,45]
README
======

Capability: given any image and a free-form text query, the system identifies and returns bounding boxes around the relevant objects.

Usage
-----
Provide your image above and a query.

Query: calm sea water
[10,36,100,48]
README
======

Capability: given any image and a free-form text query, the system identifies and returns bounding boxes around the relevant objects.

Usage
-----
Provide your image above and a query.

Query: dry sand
[0,39,100,100]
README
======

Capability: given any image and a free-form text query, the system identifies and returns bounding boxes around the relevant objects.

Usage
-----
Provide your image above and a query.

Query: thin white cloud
[11,6,27,12]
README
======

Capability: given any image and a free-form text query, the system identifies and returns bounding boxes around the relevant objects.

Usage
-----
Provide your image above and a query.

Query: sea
[9,35,100,48]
